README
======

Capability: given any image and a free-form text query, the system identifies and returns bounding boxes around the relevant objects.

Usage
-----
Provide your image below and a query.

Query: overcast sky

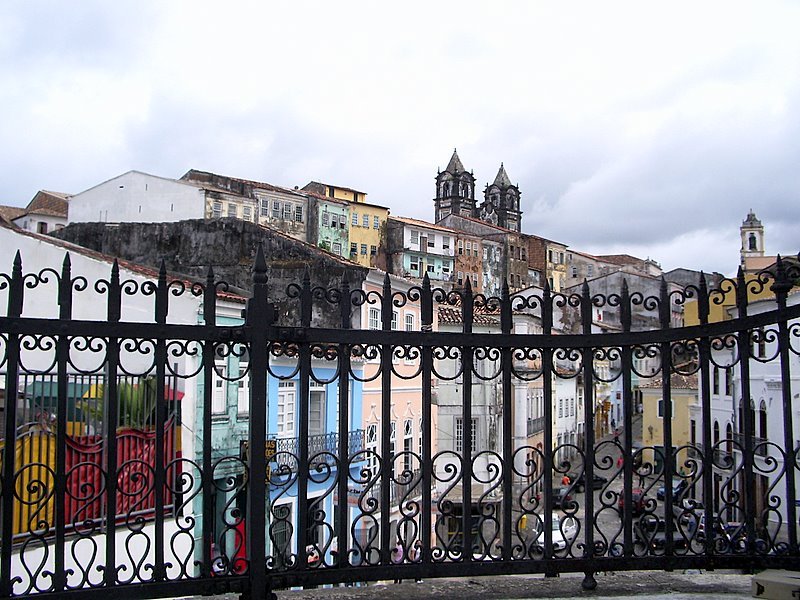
[2,1,798,276]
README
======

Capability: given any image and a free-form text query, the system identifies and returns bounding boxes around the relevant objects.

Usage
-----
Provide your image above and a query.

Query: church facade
[434,149,523,233]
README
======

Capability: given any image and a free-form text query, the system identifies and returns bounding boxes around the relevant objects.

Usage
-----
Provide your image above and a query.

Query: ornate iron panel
[0,247,799,600]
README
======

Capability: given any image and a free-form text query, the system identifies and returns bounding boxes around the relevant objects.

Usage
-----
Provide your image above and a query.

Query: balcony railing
[527,416,545,436]
[271,430,365,464]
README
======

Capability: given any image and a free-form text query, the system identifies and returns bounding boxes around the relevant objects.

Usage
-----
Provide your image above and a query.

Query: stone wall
[52,218,369,328]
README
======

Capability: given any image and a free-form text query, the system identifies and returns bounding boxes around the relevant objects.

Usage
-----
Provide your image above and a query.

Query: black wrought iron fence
[1,248,799,600]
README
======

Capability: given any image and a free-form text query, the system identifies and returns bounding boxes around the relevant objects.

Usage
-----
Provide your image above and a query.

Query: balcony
[732,433,769,457]
[271,429,365,465]
[527,416,545,437]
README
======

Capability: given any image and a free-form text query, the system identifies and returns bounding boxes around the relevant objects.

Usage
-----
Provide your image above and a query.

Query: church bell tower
[434,149,476,223]
[740,209,765,270]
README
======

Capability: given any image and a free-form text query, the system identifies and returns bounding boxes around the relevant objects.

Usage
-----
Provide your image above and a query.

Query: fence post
[245,246,274,600]
[771,256,797,552]
[1,252,24,598]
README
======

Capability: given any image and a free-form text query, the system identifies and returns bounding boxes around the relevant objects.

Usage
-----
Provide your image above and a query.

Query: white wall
[68,171,206,224]
[13,212,67,234]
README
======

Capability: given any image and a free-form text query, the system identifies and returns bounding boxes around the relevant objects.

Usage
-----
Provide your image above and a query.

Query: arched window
[749,232,757,250]
[759,400,767,439]
[725,423,733,455]
[713,421,720,445]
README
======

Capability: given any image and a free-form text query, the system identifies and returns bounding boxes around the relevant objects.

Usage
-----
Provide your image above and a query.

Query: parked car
[633,515,688,552]
[618,488,646,515]
[553,487,574,510]
[531,514,578,552]
[656,479,688,502]
[570,472,609,492]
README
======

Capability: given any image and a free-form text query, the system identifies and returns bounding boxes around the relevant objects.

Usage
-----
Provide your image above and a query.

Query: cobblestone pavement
[197,570,753,600]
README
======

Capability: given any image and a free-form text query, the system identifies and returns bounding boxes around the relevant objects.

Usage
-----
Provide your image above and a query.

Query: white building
[0,222,245,592]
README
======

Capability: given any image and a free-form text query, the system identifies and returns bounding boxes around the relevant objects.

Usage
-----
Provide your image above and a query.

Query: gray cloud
[2,1,799,277]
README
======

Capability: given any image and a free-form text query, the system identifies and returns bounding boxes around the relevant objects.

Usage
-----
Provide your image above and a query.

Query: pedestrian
[409,539,423,583]
[561,474,570,486]
[617,455,623,469]
[393,539,404,584]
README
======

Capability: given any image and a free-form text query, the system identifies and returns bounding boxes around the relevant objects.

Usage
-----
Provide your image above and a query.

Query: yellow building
[640,373,698,473]
[303,181,390,268]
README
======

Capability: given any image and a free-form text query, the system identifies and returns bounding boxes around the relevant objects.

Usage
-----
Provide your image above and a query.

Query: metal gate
[1,247,799,599]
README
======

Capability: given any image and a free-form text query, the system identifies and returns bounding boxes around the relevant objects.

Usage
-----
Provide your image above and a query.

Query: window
[391,310,398,330]
[548,250,553,262]
[237,363,249,415]
[442,265,450,274]
[332,242,342,255]
[37,222,48,234]
[360,243,367,255]
[558,398,563,418]
[373,216,380,229]
[363,215,369,228]
[405,313,415,331]
[212,202,222,218]
[403,419,413,473]
[366,423,378,476]
[658,398,667,418]
[725,369,733,395]
[466,241,472,255]
[713,366,720,395]
[457,271,463,284]
[370,245,377,256]
[283,203,292,220]
[368,307,380,330]
[243,206,252,220]
[473,245,478,257]
[277,381,296,437]
[227,204,237,217]
[295,205,303,222]
[352,212,358,226]
[309,383,325,436]
[458,240,464,255]
[426,264,434,273]
[442,236,450,250]
[272,200,281,218]
[350,243,357,255]
[428,234,435,248]
[260,199,269,217]
[752,328,767,358]
[410,257,419,271]
[455,418,477,453]
[471,273,478,287]
[411,230,419,245]
[322,211,330,227]
[212,360,228,414]
[571,266,578,278]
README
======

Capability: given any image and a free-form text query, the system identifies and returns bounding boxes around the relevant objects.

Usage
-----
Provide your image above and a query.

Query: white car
[532,514,578,551]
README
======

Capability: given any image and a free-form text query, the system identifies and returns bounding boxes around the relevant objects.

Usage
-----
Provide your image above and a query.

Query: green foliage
[76,376,158,429]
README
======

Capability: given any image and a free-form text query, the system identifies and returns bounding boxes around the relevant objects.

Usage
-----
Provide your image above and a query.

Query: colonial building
[182,169,310,242]
[438,213,528,295]
[302,181,390,269]
[385,216,456,283]
[9,190,69,234]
